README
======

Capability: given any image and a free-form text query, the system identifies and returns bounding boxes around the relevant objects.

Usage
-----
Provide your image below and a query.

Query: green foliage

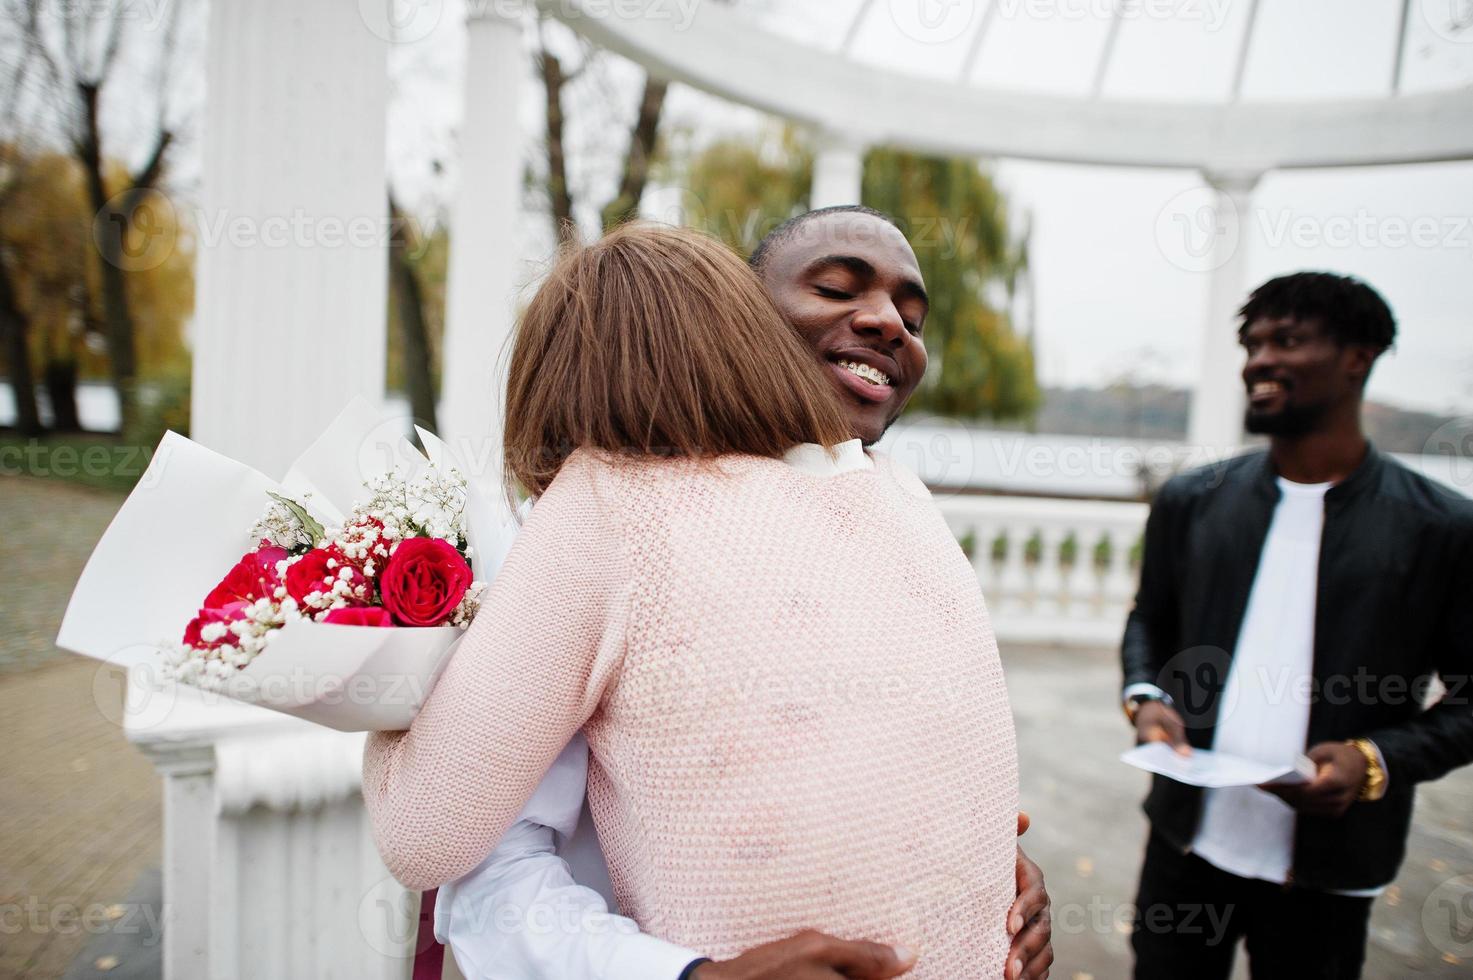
[1058,531,1079,568]
[956,528,977,559]
[990,529,1009,564]
[1023,529,1043,565]
[861,148,1039,421]
[676,131,1039,423]
[670,128,813,256]
[1093,532,1114,571]
[267,491,326,548]
[385,223,448,395]
[125,371,191,446]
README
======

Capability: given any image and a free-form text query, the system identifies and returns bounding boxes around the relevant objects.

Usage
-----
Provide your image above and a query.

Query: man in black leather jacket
[1120,272,1473,979]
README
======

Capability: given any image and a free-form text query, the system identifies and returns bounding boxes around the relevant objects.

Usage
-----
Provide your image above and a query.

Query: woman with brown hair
[499,222,852,499]
[364,223,1020,979]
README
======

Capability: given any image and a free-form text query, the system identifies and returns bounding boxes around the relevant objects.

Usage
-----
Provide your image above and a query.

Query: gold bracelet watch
[1346,738,1387,802]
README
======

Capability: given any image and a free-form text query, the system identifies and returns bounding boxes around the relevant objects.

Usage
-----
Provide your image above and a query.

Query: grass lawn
[0,431,157,494]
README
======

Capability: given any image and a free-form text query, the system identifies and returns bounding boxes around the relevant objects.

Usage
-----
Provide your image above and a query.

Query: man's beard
[1244,398,1327,437]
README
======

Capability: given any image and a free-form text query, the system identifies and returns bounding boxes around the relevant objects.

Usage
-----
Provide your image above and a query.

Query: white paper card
[1120,742,1316,789]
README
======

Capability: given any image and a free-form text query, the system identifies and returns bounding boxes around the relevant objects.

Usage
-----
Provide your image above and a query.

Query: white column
[438,9,526,488]
[151,2,410,977]
[191,0,390,476]
[810,131,865,209]
[1186,170,1261,454]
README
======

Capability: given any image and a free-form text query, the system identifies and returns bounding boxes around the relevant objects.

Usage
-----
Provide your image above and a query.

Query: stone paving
[0,476,129,676]
[1,472,1469,979]
[0,477,162,980]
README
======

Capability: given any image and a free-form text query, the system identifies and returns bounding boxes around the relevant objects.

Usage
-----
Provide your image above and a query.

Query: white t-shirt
[1191,477,1331,884]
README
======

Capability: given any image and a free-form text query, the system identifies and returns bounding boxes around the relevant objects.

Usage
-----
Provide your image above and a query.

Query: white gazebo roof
[543,0,1473,171]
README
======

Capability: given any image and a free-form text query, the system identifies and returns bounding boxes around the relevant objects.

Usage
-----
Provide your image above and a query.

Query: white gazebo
[135,1,1473,976]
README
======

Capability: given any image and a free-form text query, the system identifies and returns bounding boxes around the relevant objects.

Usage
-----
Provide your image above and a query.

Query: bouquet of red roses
[163,466,484,691]
[58,400,516,731]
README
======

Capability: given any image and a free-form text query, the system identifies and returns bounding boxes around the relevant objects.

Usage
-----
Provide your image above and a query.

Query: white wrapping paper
[56,399,516,731]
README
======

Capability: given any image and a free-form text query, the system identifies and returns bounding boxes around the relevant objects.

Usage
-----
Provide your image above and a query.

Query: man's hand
[691,930,916,980]
[1259,741,1367,819]
[1006,812,1052,980]
[1133,699,1191,756]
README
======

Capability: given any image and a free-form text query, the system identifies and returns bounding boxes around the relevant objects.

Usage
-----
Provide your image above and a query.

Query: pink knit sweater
[363,449,1019,976]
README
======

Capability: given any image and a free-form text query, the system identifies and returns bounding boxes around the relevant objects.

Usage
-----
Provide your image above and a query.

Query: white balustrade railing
[935,493,1150,648]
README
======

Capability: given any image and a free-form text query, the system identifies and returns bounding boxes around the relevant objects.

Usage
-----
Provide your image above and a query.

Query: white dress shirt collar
[781,439,871,477]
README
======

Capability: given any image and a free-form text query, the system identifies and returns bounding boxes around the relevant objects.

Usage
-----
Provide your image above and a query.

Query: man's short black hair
[1238,271,1397,355]
[748,204,901,273]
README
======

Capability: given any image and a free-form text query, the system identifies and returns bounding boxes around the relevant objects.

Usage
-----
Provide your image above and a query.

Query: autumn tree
[386,195,443,435]
[18,0,186,433]
[0,24,49,435]
[0,162,46,434]
[0,149,193,432]
[0,148,91,432]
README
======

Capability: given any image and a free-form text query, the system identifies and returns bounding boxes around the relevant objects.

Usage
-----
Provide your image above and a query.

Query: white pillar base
[128,679,416,980]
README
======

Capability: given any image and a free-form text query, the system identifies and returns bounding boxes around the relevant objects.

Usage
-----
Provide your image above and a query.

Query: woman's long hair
[504,222,852,498]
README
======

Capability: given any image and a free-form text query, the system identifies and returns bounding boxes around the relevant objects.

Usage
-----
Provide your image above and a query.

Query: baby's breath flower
[250,498,317,551]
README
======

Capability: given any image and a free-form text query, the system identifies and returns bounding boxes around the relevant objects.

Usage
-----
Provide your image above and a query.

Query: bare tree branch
[131,129,172,191]
[537,19,575,240]
[20,3,73,139]
[150,0,182,140]
[600,74,667,230]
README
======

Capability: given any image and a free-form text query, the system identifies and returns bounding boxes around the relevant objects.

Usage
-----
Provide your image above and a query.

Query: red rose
[284,547,366,607]
[322,606,394,627]
[203,546,288,608]
[378,538,472,627]
[183,601,249,649]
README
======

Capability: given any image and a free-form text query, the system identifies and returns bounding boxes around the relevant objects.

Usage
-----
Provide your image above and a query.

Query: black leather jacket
[1121,445,1473,890]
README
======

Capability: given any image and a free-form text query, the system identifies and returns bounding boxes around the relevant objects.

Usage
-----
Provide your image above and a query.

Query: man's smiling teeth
[839,360,891,386]
[1250,380,1285,397]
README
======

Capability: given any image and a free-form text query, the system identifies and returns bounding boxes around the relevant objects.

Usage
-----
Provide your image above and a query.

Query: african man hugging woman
[363,224,1022,979]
